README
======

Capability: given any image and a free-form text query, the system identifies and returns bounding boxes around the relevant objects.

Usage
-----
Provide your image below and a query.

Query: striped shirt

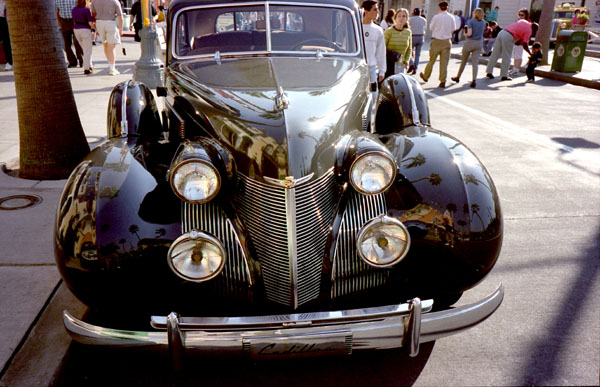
[384,27,412,66]
[55,0,77,19]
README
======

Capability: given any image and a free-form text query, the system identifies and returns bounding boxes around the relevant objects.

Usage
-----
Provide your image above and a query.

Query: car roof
[168,0,359,11]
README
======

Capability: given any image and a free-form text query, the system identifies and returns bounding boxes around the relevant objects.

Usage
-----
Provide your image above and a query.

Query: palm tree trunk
[536,0,556,66]
[6,0,90,179]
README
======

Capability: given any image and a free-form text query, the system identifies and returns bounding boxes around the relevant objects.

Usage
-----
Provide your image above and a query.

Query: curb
[450,52,600,90]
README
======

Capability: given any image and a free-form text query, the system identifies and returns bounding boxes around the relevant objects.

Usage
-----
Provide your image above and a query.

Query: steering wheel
[292,38,341,52]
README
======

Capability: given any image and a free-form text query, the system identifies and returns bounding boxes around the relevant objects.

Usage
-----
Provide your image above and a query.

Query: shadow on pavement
[517,226,600,385]
[51,339,435,386]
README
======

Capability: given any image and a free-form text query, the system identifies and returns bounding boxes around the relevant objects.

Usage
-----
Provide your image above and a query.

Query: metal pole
[133,0,164,88]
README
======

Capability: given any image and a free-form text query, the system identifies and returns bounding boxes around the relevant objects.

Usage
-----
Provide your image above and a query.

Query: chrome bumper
[64,284,503,360]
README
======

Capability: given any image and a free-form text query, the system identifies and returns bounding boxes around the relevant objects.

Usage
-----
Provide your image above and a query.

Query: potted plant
[577,12,589,25]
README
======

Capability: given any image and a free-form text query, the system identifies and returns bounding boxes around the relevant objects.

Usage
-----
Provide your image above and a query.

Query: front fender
[54,138,182,308]
[382,126,502,293]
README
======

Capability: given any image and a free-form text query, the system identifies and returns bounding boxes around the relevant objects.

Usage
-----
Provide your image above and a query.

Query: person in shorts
[91,0,123,75]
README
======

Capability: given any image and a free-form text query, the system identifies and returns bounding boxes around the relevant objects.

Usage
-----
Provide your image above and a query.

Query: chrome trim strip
[150,299,433,330]
[362,91,372,132]
[285,185,299,309]
[171,2,361,61]
[63,284,504,354]
[265,2,272,51]
[403,73,421,125]
[120,80,130,137]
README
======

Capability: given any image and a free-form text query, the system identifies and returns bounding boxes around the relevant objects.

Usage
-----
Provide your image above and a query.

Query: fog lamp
[167,231,226,282]
[357,216,410,268]
[350,152,396,194]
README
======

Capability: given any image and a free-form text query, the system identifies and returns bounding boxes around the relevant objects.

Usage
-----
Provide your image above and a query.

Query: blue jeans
[483,38,495,55]
[410,35,424,69]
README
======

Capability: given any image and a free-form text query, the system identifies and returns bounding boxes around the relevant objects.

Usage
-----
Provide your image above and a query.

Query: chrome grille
[236,170,338,308]
[183,202,252,298]
[332,192,388,298]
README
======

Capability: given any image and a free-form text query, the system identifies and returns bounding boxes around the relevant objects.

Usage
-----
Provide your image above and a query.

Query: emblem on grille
[264,173,314,189]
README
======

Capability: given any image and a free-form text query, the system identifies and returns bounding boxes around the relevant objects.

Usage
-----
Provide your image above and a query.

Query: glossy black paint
[107,81,163,142]
[55,2,502,314]
[165,57,369,181]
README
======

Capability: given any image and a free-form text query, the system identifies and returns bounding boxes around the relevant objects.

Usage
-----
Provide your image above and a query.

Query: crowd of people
[1,0,548,87]
[0,0,167,75]
[361,1,544,89]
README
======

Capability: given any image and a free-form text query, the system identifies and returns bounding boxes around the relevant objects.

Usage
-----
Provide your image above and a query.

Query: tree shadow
[551,137,600,149]
[518,226,600,385]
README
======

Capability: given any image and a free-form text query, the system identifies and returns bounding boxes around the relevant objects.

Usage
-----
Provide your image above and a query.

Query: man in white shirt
[420,1,455,88]
[361,1,386,91]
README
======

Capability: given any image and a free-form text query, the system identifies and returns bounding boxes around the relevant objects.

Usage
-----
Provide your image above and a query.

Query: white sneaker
[509,68,519,75]
[4,63,12,71]
[108,68,120,76]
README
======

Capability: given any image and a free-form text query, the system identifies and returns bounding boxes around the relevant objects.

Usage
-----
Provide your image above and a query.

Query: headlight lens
[167,231,226,282]
[170,161,220,203]
[357,216,410,268]
[350,153,396,194]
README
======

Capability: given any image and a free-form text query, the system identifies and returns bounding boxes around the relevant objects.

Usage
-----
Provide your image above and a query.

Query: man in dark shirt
[130,0,157,42]
[482,21,501,56]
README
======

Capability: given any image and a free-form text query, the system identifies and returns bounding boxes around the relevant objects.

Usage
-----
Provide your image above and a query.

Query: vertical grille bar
[332,191,388,298]
[182,202,252,299]
[236,170,338,308]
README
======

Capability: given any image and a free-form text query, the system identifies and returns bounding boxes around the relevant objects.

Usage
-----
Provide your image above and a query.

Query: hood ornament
[275,86,290,110]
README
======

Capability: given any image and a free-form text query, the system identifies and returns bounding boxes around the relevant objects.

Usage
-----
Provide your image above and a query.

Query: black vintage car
[55,0,503,361]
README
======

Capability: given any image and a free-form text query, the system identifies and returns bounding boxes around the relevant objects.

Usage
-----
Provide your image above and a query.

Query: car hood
[170,57,369,181]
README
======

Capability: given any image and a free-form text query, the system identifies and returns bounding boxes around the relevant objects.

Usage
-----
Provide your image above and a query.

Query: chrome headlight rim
[167,230,226,283]
[169,159,221,204]
[349,151,397,195]
[356,215,411,268]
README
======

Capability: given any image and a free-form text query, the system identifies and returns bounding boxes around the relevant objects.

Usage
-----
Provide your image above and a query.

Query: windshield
[173,4,359,58]
[553,11,575,18]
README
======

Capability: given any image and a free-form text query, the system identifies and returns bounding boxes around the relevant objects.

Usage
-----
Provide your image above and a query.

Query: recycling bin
[551,30,588,73]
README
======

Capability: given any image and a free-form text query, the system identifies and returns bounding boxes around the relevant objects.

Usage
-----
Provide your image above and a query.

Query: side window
[332,10,350,52]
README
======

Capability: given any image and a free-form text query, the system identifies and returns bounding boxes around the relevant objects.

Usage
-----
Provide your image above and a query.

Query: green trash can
[551,30,588,73]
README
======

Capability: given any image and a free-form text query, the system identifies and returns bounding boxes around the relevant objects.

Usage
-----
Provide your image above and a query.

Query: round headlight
[350,153,396,194]
[167,231,226,282]
[170,160,220,203]
[357,216,410,268]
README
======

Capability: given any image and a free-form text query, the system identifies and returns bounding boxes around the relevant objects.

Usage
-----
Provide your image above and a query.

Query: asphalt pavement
[0,37,598,386]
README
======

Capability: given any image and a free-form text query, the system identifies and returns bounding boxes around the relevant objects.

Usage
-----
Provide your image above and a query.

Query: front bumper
[64,284,503,360]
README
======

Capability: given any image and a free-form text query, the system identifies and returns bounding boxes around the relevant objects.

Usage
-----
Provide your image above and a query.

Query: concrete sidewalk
[0,37,144,385]
[0,36,598,385]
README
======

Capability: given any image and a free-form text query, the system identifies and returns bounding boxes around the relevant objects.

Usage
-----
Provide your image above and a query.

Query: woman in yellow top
[384,8,412,75]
